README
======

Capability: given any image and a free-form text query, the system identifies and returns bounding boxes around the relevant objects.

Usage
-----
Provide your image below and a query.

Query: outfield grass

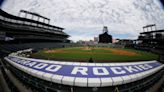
[31,47,158,62]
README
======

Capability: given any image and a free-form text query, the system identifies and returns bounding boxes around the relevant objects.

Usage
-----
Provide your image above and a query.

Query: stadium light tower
[19,10,50,24]
[143,24,156,32]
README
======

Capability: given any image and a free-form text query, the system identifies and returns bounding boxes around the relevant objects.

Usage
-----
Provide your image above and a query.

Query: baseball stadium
[0,0,164,92]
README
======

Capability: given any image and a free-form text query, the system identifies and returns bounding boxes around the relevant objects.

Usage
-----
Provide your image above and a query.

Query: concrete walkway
[0,59,11,92]
[4,68,33,92]
[1,59,32,92]
[146,75,164,92]
[0,69,11,92]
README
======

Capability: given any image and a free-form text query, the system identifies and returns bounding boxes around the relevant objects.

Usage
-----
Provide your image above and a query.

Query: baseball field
[31,47,158,62]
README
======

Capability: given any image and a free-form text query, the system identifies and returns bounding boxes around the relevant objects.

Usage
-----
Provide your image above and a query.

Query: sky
[1,0,164,42]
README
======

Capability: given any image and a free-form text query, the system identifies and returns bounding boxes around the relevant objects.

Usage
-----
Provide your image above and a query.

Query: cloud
[2,0,164,41]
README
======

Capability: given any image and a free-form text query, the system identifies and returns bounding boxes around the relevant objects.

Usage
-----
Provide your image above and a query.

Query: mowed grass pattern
[31,47,158,62]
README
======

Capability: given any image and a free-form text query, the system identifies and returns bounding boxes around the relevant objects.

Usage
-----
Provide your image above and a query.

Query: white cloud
[2,0,164,41]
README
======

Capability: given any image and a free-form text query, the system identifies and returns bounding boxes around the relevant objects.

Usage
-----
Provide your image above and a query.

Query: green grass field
[31,47,158,62]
